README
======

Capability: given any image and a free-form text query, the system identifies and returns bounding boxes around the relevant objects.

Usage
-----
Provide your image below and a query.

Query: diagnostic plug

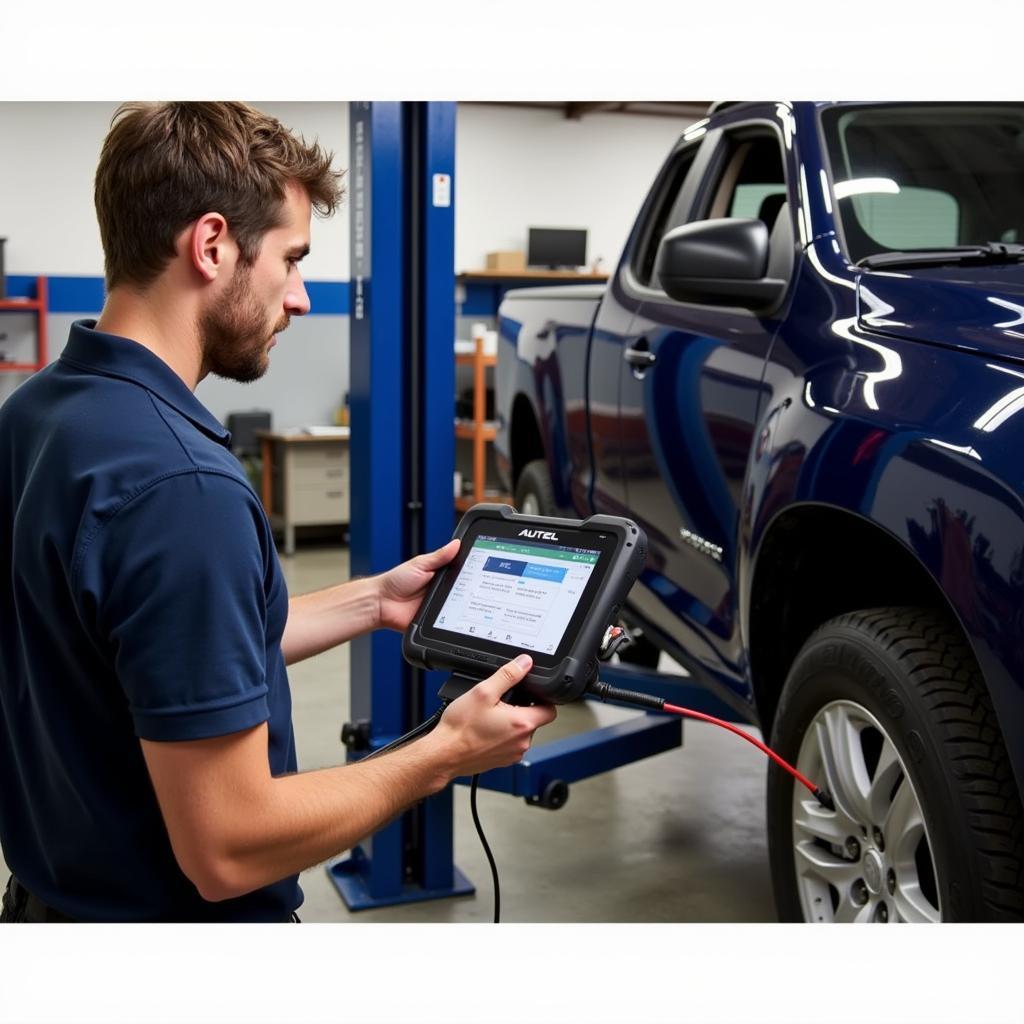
[599,624,634,661]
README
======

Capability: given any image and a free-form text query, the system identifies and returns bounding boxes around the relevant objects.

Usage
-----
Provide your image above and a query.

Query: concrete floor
[284,543,777,923]
[2,541,777,922]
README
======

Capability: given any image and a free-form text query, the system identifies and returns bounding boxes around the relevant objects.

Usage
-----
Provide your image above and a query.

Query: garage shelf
[454,421,497,441]
[455,336,511,510]
[0,277,48,375]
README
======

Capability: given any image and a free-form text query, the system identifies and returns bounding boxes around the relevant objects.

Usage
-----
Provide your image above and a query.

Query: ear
[187,212,234,283]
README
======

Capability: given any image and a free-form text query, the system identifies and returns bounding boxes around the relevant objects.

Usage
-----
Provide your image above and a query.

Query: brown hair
[94,101,344,291]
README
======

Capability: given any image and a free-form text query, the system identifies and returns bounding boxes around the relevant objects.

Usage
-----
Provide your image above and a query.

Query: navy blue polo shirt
[0,320,300,921]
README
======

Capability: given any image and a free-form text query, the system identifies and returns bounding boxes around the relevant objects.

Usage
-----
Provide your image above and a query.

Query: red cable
[662,702,822,799]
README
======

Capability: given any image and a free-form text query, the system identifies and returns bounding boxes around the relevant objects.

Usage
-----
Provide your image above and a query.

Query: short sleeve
[75,470,273,741]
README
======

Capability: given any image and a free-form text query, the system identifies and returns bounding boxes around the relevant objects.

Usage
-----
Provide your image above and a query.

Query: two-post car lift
[328,102,741,911]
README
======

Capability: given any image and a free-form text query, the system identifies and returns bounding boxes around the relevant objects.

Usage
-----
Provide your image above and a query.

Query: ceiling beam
[564,102,621,120]
[466,101,711,123]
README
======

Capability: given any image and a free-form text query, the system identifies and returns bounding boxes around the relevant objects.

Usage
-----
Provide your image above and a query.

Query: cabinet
[257,430,350,555]
[0,276,48,374]
[454,336,511,512]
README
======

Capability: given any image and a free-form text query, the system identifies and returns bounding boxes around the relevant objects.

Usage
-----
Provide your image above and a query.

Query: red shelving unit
[0,276,48,374]
[454,336,512,513]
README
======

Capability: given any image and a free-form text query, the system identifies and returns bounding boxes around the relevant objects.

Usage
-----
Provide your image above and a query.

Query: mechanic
[0,101,556,923]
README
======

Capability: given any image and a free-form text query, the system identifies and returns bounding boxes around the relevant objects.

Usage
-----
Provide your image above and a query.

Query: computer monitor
[527,228,587,269]
[226,410,271,456]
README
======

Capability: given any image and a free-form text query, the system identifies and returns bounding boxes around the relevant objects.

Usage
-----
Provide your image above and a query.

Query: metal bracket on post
[328,102,471,910]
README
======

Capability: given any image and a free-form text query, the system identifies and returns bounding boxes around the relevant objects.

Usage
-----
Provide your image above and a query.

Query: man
[0,102,556,922]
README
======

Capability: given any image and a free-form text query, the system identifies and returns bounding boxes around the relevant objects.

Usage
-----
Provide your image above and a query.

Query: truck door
[586,141,702,517]
[617,115,798,678]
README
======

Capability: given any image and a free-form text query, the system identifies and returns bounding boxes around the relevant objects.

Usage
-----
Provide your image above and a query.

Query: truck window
[851,185,960,250]
[646,129,791,297]
[635,127,791,296]
[634,145,700,287]
[705,134,787,228]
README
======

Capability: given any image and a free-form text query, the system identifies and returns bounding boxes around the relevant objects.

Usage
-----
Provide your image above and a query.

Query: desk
[456,270,608,318]
[257,430,350,555]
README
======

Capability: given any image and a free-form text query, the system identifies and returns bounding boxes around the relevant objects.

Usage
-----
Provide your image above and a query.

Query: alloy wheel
[518,492,541,517]
[791,699,941,922]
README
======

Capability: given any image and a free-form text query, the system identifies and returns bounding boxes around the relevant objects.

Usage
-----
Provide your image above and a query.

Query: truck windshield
[822,104,1024,266]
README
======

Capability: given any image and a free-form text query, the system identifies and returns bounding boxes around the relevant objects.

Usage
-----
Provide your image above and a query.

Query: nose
[285,275,311,316]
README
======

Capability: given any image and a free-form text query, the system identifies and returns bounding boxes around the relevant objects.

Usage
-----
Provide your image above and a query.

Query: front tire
[514,459,557,518]
[767,607,1024,922]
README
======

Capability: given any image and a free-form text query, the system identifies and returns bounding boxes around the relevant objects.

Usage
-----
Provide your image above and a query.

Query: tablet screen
[430,533,601,655]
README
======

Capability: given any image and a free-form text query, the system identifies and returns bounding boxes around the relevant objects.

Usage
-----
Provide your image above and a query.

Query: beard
[200,265,289,384]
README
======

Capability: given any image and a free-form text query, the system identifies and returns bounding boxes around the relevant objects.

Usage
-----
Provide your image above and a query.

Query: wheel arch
[509,392,547,492]
[748,504,969,740]
[744,382,1024,809]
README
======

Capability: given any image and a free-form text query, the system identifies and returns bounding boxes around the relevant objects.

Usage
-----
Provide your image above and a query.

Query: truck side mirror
[654,218,787,312]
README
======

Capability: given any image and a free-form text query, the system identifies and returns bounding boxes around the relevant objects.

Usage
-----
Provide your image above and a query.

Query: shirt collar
[60,320,232,446]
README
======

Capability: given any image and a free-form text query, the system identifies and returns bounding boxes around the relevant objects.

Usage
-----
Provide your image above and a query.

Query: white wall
[454,104,693,273]
[0,102,351,428]
[2,101,695,280]
[0,103,109,275]
[0,102,349,281]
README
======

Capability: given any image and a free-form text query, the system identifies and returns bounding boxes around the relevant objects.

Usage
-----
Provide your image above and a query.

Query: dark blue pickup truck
[496,101,1024,922]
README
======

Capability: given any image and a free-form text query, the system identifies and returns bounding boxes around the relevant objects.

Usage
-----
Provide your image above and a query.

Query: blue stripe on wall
[305,281,349,315]
[5,276,541,319]
[4,276,350,317]
[50,277,106,312]
[5,276,549,320]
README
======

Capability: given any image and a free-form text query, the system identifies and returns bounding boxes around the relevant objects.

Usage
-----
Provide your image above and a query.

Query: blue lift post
[330,102,472,909]
[331,102,750,911]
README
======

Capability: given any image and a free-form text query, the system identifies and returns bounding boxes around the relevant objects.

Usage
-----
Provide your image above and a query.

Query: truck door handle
[624,344,656,369]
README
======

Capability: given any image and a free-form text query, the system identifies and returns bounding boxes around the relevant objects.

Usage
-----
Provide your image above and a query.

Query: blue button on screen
[483,557,527,577]
[522,563,567,583]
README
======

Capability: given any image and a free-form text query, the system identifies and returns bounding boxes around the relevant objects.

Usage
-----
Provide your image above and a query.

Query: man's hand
[423,654,558,779]
[377,538,461,632]
[281,537,459,667]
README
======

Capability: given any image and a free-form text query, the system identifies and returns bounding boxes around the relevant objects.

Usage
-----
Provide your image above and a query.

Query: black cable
[470,774,500,923]
[361,703,447,762]
[356,683,503,921]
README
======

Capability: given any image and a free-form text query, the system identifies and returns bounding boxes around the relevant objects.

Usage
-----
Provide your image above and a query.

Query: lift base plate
[327,851,475,911]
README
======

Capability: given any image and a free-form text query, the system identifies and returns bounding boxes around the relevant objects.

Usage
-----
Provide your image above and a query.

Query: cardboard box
[485,250,526,271]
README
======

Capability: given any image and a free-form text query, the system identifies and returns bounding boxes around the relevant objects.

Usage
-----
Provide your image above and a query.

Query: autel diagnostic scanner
[403,505,647,704]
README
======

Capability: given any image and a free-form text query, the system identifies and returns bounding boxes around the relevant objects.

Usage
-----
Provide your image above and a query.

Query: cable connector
[598,625,634,662]
[588,677,664,710]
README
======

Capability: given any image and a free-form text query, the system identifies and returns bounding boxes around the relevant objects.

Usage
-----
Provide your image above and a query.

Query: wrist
[368,573,388,630]
[330,575,384,633]
[415,726,460,793]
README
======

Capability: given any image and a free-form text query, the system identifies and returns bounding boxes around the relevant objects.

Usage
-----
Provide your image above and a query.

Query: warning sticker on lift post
[432,173,451,207]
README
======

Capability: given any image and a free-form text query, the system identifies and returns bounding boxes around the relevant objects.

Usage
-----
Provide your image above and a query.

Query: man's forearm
[281,576,381,665]
[208,735,454,900]
[142,659,551,904]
